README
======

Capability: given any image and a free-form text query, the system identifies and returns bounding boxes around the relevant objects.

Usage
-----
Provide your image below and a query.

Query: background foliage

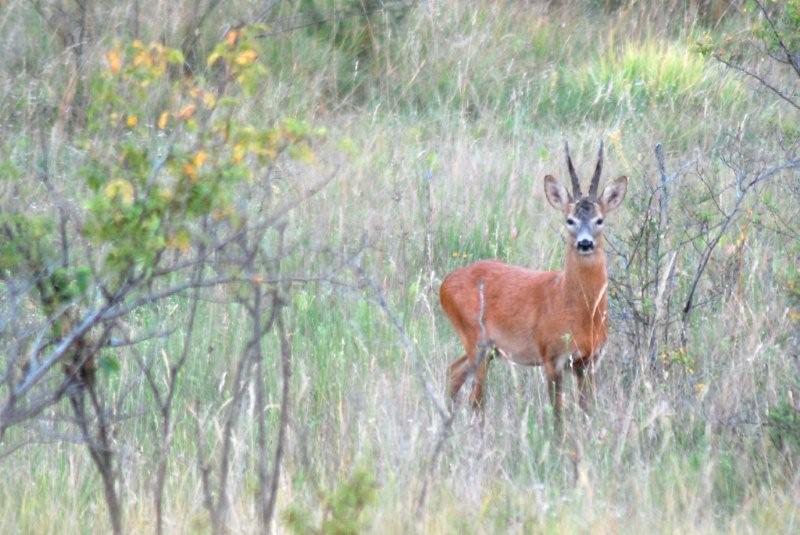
[1,0,799,533]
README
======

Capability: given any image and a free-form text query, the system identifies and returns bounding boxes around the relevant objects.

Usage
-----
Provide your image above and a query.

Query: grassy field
[1,1,799,533]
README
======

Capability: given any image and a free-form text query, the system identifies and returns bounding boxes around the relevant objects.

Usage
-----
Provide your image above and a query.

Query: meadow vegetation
[1,0,799,533]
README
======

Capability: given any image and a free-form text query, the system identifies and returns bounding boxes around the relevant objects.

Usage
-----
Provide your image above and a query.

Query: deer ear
[544,175,571,210]
[599,175,628,213]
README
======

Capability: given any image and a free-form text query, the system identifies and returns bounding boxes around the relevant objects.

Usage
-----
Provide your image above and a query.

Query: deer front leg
[544,360,564,437]
[572,357,595,414]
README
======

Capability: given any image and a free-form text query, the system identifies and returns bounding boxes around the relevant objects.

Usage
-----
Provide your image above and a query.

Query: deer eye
[596,218,604,226]
[566,218,576,226]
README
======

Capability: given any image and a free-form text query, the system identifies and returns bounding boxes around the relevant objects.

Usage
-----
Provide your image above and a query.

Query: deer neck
[562,245,608,318]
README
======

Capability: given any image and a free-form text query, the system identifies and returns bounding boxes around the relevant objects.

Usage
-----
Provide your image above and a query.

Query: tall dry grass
[0,0,798,533]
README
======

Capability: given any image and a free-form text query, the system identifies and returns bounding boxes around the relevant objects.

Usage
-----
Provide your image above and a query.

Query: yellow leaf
[168,230,191,253]
[232,143,246,163]
[176,234,190,253]
[133,50,151,68]
[235,49,258,66]
[105,49,122,74]
[225,29,240,46]
[193,150,208,168]
[202,91,217,109]
[289,143,315,164]
[212,206,232,221]
[183,162,198,182]
[207,51,222,67]
[126,114,138,128]
[265,130,281,146]
[157,112,169,130]
[158,187,173,202]
[337,137,358,157]
[694,383,707,400]
[104,179,135,206]
[177,104,196,120]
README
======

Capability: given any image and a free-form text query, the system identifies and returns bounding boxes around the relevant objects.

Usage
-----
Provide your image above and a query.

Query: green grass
[2,0,800,533]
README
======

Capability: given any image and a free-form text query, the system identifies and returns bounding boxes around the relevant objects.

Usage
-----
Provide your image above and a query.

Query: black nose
[577,239,594,251]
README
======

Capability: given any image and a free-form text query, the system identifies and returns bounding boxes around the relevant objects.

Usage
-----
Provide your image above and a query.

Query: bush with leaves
[696,0,800,113]
[0,25,331,535]
[283,467,377,535]
[608,1,800,390]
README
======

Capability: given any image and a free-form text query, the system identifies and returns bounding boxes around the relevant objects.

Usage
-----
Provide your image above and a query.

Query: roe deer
[440,142,627,431]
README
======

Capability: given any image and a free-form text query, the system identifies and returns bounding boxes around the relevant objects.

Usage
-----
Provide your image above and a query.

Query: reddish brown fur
[440,245,608,422]
[440,154,626,432]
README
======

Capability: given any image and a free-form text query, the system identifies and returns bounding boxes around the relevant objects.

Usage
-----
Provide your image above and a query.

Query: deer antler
[564,141,582,198]
[588,141,603,197]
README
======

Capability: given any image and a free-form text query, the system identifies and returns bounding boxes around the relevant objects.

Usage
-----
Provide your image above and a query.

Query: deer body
[441,256,608,366]
[441,142,626,430]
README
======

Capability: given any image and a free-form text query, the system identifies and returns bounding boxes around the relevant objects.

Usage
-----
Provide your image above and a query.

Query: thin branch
[754,0,800,79]
[681,158,799,319]
[12,306,108,399]
[192,404,216,523]
[262,306,292,529]
[714,53,800,111]
[349,255,449,420]
[213,293,281,531]
[106,327,178,348]
[101,275,239,322]
[254,1,415,39]
[154,261,204,535]
[416,281,491,513]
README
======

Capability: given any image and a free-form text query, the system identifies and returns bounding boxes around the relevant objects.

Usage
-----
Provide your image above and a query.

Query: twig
[349,255,449,420]
[254,1,416,39]
[754,0,800,79]
[714,53,800,112]
[106,327,177,348]
[153,261,204,535]
[416,281,492,513]
[262,307,292,529]
[648,251,677,368]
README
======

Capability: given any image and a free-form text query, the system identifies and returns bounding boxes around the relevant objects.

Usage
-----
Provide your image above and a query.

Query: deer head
[543,141,628,256]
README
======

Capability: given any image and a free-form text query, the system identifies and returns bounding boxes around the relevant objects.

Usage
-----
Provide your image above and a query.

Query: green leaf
[81,162,107,191]
[165,48,185,65]
[99,354,121,376]
[75,267,91,294]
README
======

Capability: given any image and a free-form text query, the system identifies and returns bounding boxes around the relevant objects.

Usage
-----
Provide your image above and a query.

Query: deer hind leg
[468,349,493,410]
[447,354,471,402]
[572,357,595,414]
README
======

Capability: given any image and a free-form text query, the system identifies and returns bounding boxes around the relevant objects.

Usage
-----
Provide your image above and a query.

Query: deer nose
[577,238,594,252]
